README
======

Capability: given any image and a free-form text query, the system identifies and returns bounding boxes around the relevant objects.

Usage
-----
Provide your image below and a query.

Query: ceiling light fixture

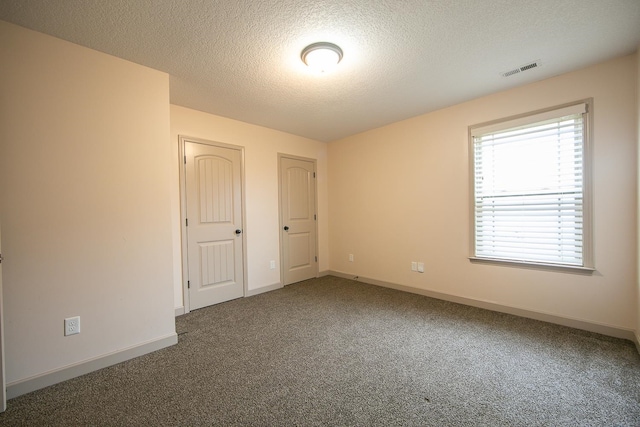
[301,42,343,73]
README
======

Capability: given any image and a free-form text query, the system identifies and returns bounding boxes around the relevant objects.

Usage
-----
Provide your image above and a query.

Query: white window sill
[469,257,596,275]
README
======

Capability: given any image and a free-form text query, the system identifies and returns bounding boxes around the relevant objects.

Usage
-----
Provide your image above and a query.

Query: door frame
[0,223,5,412]
[178,135,248,313]
[277,153,319,285]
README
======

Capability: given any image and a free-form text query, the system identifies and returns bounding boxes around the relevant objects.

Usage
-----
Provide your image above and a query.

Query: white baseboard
[327,270,637,343]
[246,282,283,297]
[7,333,178,399]
[174,306,185,317]
[318,270,331,277]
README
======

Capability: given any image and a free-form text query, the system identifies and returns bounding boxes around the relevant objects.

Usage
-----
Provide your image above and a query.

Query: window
[469,100,593,270]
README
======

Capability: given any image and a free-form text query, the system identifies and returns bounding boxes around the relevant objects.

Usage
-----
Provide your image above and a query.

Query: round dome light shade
[301,42,343,73]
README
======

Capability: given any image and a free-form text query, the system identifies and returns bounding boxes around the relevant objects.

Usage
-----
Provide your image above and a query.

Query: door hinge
[186,218,188,226]
[314,214,317,220]
[187,280,190,289]
[313,172,316,178]
[184,155,186,164]
[315,256,318,262]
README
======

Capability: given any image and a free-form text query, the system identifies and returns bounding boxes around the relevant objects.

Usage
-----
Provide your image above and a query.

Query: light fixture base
[301,42,343,72]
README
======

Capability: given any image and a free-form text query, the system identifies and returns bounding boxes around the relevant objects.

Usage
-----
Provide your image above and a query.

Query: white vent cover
[501,60,542,77]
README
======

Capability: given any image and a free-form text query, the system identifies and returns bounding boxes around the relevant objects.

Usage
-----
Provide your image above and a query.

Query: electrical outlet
[417,262,425,273]
[64,316,81,336]
[269,260,276,270]
[348,254,354,262]
[411,262,417,271]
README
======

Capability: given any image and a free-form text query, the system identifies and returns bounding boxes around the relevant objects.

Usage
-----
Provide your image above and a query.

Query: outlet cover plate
[64,316,81,336]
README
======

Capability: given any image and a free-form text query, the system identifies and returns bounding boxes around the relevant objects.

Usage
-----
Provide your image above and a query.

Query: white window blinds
[471,103,589,267]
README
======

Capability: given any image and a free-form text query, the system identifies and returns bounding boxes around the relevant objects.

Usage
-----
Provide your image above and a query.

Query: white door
[279,155,318,285]
[0,224,6,412]
[184,139,245,310]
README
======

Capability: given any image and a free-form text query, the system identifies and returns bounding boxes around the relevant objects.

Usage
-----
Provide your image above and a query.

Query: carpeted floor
[1,275,639,426]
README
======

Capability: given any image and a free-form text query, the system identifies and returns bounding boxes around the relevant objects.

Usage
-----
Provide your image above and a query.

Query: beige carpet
[1,275,639,426]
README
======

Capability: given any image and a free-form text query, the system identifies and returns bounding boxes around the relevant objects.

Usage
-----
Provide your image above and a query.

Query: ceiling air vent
[501,60,541,78]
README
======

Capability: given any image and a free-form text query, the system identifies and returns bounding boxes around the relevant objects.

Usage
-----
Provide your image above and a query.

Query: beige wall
[329,54,638,331]
[170,106,329,308]
[0,22,176,384]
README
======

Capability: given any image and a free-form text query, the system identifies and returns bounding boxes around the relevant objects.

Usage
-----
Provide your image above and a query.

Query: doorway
[180,136,246,311]
[278,154,318,285]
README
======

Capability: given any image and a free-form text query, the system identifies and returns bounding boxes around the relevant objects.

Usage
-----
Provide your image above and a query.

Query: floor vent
[501,60,541,77]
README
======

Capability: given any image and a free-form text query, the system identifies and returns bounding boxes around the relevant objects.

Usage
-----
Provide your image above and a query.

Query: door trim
[179,135,247,313]
[0,223,5,411]
[277,153,319,285]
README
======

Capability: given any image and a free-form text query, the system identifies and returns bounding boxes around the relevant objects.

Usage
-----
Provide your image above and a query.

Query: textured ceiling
[1,0,639,142]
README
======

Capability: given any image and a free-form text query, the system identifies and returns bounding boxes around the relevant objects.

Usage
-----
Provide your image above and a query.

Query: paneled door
[183,139,245,311]
[279,155,318,285]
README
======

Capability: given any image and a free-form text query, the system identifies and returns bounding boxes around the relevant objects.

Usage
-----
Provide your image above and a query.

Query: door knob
[283,226,289,231]
[235,229,242,235]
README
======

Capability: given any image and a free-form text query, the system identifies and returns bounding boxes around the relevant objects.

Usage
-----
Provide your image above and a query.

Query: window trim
[468,99,594,273]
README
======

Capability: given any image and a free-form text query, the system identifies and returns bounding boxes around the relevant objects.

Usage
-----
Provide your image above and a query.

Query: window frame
[468,99,594,273]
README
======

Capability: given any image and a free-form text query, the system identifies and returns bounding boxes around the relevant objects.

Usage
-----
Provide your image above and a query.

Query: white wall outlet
[417,262,425,273]
[64,316,81,336]
[269,260,276,270]
[411,262,418,271]
[348,254,354,262]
